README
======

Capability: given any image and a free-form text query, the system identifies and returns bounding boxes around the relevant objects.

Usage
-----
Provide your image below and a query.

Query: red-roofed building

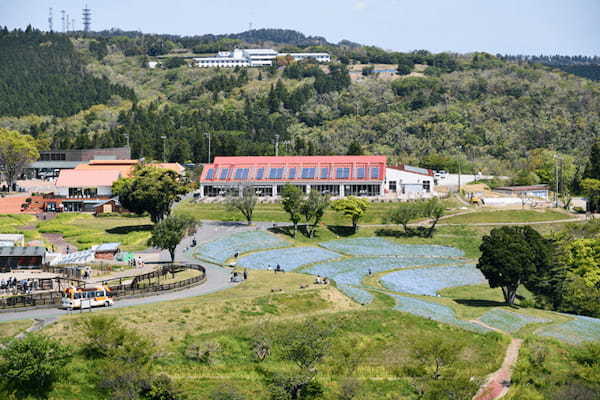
[199,155,387,197]
[53,170,122,212]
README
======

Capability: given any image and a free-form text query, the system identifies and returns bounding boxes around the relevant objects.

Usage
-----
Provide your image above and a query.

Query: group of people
[128,256,145,269]
[314,275,329,285]
[0,277,39,295]
[230,269,248,283]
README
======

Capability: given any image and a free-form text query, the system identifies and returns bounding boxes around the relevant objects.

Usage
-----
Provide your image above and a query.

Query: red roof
[201,155,386,182]
[56,170,121,188]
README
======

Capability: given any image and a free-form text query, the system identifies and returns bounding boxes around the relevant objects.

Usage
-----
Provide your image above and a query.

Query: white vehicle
[435,170,448,179]
[61,285,113,310]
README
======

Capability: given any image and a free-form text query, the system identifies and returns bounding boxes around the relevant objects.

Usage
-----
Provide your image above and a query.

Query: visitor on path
[192,239,197,247]
[315,275,322,284]
[368,268,372,276]
[267,265,272,272]
[234,251,239,258]
[243,269,248,280]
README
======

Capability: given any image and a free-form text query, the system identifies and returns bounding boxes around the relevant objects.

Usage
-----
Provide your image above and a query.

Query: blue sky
[1,0,598,55]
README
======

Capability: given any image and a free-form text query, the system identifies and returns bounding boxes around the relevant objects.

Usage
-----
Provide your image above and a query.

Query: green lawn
[441,209,574,224]
[37,213,153,251]
[0,214,42,242]
[175,198,462,226]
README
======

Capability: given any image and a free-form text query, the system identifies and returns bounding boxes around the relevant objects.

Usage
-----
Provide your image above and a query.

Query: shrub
[0,334,72,398]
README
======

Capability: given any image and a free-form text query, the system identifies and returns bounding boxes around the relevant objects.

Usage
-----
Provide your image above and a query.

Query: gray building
[27,147,131,179]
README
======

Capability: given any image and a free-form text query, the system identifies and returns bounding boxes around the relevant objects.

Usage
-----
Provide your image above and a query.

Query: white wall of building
[194,48,331,68]
[385,168,436,196]
[56,186,112,197]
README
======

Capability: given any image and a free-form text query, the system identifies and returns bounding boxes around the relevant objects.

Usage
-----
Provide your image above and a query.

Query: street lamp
[554,154,560,208]
[457,145,463,194]
[160,135,167,162]
[204,132,211,164]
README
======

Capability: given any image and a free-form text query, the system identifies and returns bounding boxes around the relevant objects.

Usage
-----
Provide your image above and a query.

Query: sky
[1,0,599,55]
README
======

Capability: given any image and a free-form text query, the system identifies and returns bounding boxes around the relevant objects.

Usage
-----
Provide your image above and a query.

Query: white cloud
[353,0,367,11]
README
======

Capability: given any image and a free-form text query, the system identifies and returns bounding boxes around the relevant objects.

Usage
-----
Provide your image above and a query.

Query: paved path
[0,222,253,323]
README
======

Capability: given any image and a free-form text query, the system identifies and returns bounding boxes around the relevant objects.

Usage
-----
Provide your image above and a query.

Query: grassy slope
[42,270,506,399]
[0,214,41,242]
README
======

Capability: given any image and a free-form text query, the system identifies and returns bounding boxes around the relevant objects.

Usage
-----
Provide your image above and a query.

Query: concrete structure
[0,246,46,271]
[199,155,386,198]
[195,48,330,68]
[494,185,549,200]
[385,165,436,198]
[27,146,131,179]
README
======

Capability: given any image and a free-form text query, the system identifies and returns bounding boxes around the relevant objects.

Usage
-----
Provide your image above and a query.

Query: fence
[0,264,206,310]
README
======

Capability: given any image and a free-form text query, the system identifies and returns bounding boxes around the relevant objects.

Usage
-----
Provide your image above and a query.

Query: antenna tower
[66,14,70,32]
[72,18,76,32]
[61,10,66,32]
[83,5,91,33]
[48,8,53,31]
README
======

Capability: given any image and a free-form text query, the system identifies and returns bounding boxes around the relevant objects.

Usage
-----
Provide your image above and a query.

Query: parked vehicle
[435,170,448,179]
[61,285,113,310]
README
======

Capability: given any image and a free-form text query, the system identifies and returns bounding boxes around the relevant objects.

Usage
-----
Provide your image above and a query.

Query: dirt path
[473,338,523,400]
[42,233,77,253]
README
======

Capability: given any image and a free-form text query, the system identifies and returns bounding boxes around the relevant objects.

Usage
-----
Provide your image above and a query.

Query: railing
[0,264,206,310]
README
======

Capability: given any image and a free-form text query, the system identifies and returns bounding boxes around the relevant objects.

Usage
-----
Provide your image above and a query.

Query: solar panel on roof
[256,167,264,180]
[206,168,214,179]
[320,167,329,179]
[356,167,365,179]
[269,168,283,179]
[235,168,249,180]
[336,168,350,179]
[288,168,297,179]
[404,165,430,175]
[371,167,380,179]
[301,167,315,179]
[219,168,229,180]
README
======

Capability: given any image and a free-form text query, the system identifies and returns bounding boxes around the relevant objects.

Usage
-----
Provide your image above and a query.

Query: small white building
[385,165,437,199]
[195,48,330,68]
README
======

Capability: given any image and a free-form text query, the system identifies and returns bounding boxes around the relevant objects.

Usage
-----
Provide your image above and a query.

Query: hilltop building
[194,48,330,68]
[198,155,436,199]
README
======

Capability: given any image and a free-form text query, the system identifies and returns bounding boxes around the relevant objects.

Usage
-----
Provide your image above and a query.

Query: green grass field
[441,209,574,224]
[37,213,153,251]
[0,214,42,242]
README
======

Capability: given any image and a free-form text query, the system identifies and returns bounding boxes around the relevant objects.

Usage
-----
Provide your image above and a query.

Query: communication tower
[48,8,53,31]
[83,5,92,33]
[61,10,66,32]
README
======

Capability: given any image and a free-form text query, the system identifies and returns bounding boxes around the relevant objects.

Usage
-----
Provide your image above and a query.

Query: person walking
[243,269,248,280]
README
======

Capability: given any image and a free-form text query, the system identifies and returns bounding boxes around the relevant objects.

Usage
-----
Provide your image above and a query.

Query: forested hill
[0,27,136,117]
[1,28,599,185]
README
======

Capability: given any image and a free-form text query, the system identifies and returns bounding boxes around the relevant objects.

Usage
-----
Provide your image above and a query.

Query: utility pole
[275,134,280,156]
[124,134,130,148]
[457,145,462,194]
[48,8,53,32]
[204,132,211,163]
[160,136,167,162]
[555,154,559,208]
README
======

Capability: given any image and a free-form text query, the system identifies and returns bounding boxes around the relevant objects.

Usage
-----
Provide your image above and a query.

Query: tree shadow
[453,299,510,308]
[375,227,431,238]
[268,224,310,238]
[106,224,154,234]
[327,225,356,237]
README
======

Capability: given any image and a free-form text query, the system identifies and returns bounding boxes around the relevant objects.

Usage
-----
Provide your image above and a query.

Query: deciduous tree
[281,185,304,237]
[148,214,198,262]
[331,196,369,232]
[112,166,189,223]
[0,129,40,191]
[300,191,330,238]
[226,186,258,225]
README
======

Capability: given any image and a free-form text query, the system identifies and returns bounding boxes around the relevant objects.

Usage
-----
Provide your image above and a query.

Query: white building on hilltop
[195,48,330,68]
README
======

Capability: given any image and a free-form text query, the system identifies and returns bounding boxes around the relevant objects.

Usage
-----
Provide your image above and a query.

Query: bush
[0,334,72,398]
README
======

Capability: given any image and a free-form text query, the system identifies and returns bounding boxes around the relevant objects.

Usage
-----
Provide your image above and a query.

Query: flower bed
[338,285,374,305]
[235,246,342,271]
[195,231,289,263]
[536,315,600,344]
[303,257,461,288]
[320,237,464,257]
[478,309,550,333]
[392,295,491,333]
[380,264,486,296]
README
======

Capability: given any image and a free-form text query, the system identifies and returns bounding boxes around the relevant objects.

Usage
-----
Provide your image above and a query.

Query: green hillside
[1,28,599,180]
